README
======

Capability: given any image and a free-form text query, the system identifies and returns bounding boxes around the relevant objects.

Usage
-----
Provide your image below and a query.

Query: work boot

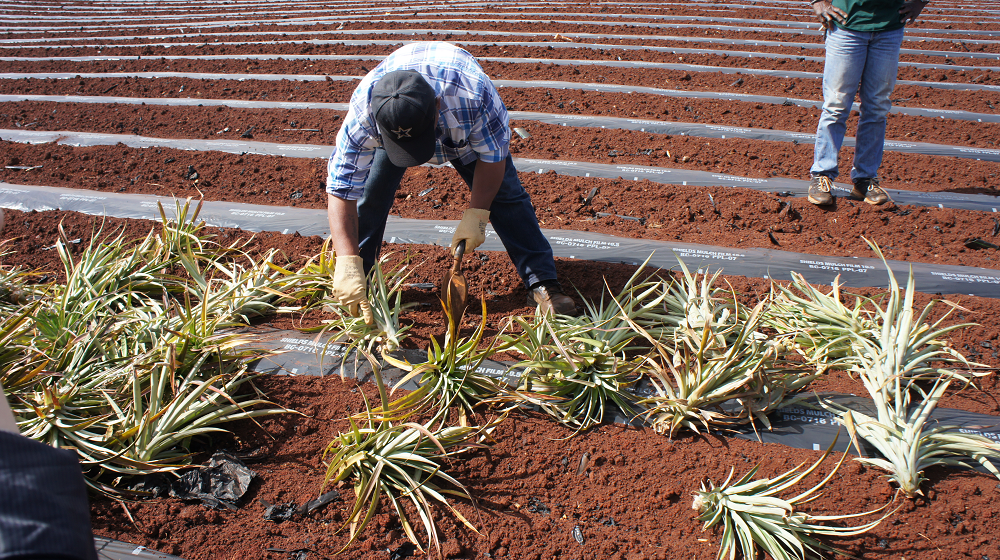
[850,177,889,206]
[807,175,834,206]
[528,280,578,316]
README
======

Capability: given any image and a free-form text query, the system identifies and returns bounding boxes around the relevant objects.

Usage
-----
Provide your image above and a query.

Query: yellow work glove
[451,208,490,253]
[332,255,374,325]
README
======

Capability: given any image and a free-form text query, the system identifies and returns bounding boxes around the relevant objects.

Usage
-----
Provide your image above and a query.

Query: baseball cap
[371,70,438,167]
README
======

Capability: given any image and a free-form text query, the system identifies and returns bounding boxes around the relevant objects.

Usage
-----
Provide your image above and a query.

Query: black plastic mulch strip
[1,72,995,123]
[3,180,1000,298]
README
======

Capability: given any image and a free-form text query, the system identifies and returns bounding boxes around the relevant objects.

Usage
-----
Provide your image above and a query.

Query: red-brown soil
[3,1,1000,559]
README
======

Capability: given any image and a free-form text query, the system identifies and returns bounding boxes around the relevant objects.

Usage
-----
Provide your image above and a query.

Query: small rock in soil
[164,157,175,164]
[289,190,303,200]
[982,341,993,349]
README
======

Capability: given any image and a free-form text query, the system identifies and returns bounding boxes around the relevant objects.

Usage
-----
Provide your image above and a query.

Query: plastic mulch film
[1,73,996,123]
[244,328,1000,472]
[3,181,1000,299]
[3,129,1000,212]
[5,25,999,54]
[1,40,994,71]
[95,537,185,560]
[8,13,1000,37]
[2,96,996,161]
[1,53,998,90]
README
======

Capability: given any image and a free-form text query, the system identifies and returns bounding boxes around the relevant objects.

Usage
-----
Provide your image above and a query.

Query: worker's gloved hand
[332,255,374,325]
[451,208,490,253]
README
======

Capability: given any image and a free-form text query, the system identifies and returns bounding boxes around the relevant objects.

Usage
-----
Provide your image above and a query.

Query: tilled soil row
[6,38,1000,69]
[3,43,1000,86]
[4,206,1000,387]
[4,140,1000,273]
[0,98,1000,182]
[3,57,998,112]
[8,12,1000,34]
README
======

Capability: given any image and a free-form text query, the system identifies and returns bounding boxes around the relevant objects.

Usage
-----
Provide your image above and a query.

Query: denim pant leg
[852,26,904,181]
[450,156,558,289]
[356,148,408,274]
[812,25,869,180]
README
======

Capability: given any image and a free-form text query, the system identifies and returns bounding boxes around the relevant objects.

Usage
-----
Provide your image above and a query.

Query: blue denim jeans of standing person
[355,148,558,289]
[811,24,905,182]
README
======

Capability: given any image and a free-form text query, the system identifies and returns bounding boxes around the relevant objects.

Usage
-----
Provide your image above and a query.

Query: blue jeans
[811,25,905,182]
[356,149,558,289]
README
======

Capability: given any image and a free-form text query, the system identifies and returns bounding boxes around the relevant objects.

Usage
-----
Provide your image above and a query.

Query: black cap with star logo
[371,70,438,167]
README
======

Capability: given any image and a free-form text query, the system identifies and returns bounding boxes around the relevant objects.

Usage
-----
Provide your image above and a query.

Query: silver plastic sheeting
[2,41,995,70]
[1,51,997,89]
[4,26,999,49]
[2,181,1000,299]
[0,128,993,211]
[249,328,1000,470]
[95,537,185,560]
[3,129,998,213]
[1,72,995,123]
[1,95,994,162]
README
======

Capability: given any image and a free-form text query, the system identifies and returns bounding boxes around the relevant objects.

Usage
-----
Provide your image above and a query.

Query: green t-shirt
[832,0,906,32]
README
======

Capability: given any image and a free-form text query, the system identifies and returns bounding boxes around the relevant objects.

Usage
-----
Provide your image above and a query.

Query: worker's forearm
[469,159,506,210]
[327,194,360,257]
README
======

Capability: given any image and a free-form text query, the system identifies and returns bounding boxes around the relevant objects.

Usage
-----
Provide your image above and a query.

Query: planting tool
[440,240,469,335]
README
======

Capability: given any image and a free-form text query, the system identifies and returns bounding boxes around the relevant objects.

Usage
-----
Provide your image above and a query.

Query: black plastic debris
[964,237,1000,250]
[241,126,256,139]
[388,542,417,560]
[290,190,304,200]
[572,525,585,545]
[262,501,297,523]
[184,166,199,181]
[298,489,341,515]
[526,497,550,515]
[169,451,256,510]
[417,187,434,196]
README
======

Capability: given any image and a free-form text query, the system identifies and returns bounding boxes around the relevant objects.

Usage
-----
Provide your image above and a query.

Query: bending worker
[807,0,928,207]
[325,42,577,322]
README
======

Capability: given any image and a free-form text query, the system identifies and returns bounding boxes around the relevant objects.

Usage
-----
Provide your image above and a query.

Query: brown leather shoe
[850,177,889,206]
[528,281,578,315]
[807,175,834,206]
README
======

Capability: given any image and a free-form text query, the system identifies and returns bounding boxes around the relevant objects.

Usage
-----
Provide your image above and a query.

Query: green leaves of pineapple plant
[818,240,1000,498]
[383,297,503,423]
[694,435,893,560]
[633,260,813,437]
[0,199,295,493]
[323,353,500,556]
[499,262,667,434]
[278,244,416,359]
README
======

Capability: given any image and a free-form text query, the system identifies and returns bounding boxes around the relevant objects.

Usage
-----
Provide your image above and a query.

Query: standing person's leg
[850,26,905,205]
[450,156,576,314]
[809,25,869,205]
[356,148,408,274]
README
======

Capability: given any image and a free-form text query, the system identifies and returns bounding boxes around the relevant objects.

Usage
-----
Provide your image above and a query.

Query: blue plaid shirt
[326,42,511,200]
